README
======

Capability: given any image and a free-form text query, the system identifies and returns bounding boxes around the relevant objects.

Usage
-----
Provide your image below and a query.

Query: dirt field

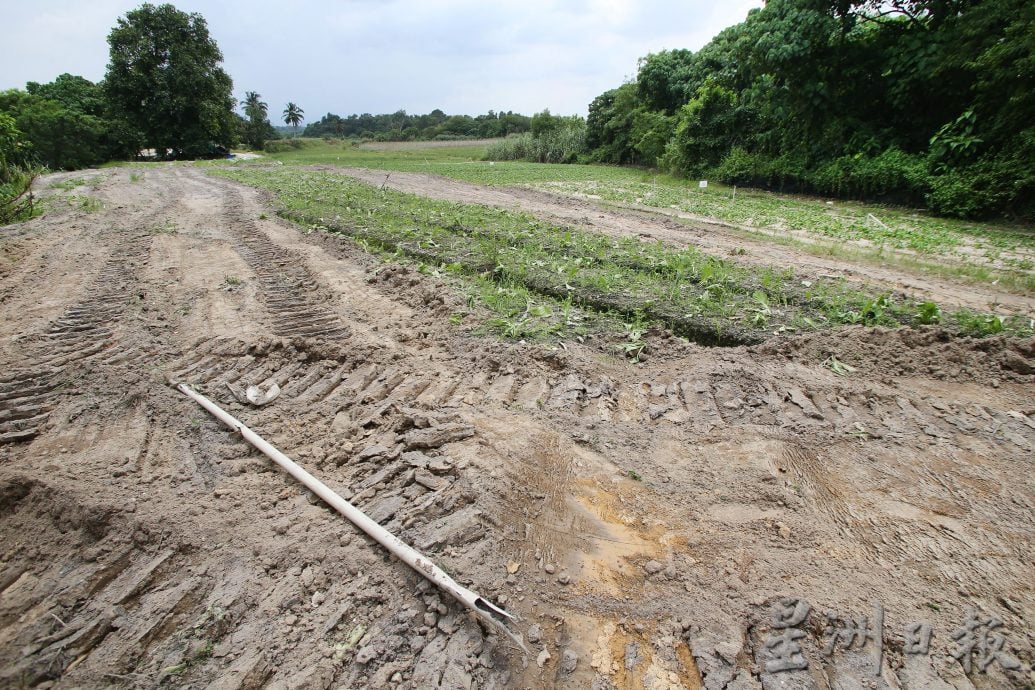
[0,166,1032,689]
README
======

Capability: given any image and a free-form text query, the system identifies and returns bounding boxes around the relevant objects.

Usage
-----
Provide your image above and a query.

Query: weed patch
[254,140,1035,292]
[210,167,1033,343]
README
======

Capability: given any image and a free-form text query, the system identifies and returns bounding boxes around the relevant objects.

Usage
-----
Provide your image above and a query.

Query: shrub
[926,164,1014,219]
[926,139,1035,219]
[713,147,767,186]
[263,138,305,153]
[809,148,929,204]
[485,122,587,164]
[0,112,39,223]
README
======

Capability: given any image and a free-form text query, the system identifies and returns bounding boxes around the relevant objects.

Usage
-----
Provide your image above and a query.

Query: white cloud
[0,0,763,118]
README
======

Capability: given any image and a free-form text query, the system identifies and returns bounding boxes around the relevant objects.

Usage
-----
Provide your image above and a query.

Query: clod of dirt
[561,648,579,674]
[402,423,475,450]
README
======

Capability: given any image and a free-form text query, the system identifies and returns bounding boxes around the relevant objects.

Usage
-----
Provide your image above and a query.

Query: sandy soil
[0,166,1032,689]
[333,167,1034,316]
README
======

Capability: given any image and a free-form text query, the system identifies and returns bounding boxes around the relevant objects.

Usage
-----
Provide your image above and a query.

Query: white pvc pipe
[175,382,524,649]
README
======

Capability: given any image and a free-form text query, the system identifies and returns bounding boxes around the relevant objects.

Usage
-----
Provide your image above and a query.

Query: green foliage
[26,74,105,117]
[629,109,675,168]
[13,99,108,170]
[953,310,1006,337]
[585,83,639,164]
[0,112,31,172]
[484,118,587,164]
[241,92,275,150]
[928,110,982,172]
[2,75,135,170]
[808,148,928,203]
[915,301,941,325]
[0,112,39,224]
[104,3,236,158]
[530,109,582,137]
[282,102,305,130]
[303,108,532,140]
[636,49,697,114]
[264,138,306,153]
[210,166,1029,344]
[661,81,742,176]
[926,150,1035,219]
[584,0,1035,219]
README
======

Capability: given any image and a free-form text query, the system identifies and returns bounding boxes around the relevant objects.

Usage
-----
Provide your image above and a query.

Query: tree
[637,50,696,113]
[243,91,268,120]
[26,74,105,117]
[241,91,275,150]
[104,3,236,158]
[282,102,304,132]
[2,78,130,169]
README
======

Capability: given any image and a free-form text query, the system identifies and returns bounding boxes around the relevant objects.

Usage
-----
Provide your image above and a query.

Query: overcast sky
[1,0,762,120]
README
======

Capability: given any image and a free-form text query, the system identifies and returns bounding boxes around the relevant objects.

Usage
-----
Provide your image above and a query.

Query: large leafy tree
[282,102,304,131]
[26,74,106,117]
[104,3,236,158]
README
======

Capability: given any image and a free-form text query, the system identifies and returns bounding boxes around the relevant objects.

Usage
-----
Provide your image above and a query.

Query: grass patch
[251,140,1035,292]
[48,177,88,191]
[68,194,103,213]
[209,167,1033,344]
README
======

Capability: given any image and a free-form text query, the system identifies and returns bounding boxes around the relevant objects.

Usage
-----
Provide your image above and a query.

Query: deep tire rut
[221,187,349,339]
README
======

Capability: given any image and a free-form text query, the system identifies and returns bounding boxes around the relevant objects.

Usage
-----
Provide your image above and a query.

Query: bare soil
[0,166,1032,689]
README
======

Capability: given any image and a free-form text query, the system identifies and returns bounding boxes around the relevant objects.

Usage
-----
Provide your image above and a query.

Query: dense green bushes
[304,109,532,141]
[485,117,587,164]
[263,138,306,153]
[0,76,136,171]
[0,113,38,224]
[586,0,1035,220]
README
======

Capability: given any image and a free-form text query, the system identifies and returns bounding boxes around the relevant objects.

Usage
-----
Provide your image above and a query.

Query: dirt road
[1,166,1032,688]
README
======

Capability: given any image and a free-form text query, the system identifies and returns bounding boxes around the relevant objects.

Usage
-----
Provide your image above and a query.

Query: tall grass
[1,167,38,224]
[485,125,587,164]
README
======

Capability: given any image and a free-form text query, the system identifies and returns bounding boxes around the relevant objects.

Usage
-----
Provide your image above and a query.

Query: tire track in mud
[0,174,513,687]
[156,327,1035,685]
[0,230,156,444]
[4,169,1033,688]
[0,476,216,687]
[219,186,350,340]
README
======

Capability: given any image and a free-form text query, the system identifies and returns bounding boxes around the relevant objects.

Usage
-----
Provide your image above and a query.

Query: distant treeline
[582,0,1034,220]
[302,109,533,141]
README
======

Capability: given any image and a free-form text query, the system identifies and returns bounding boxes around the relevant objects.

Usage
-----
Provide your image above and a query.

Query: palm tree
[242,91,268,121]
[283,102,305,133]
